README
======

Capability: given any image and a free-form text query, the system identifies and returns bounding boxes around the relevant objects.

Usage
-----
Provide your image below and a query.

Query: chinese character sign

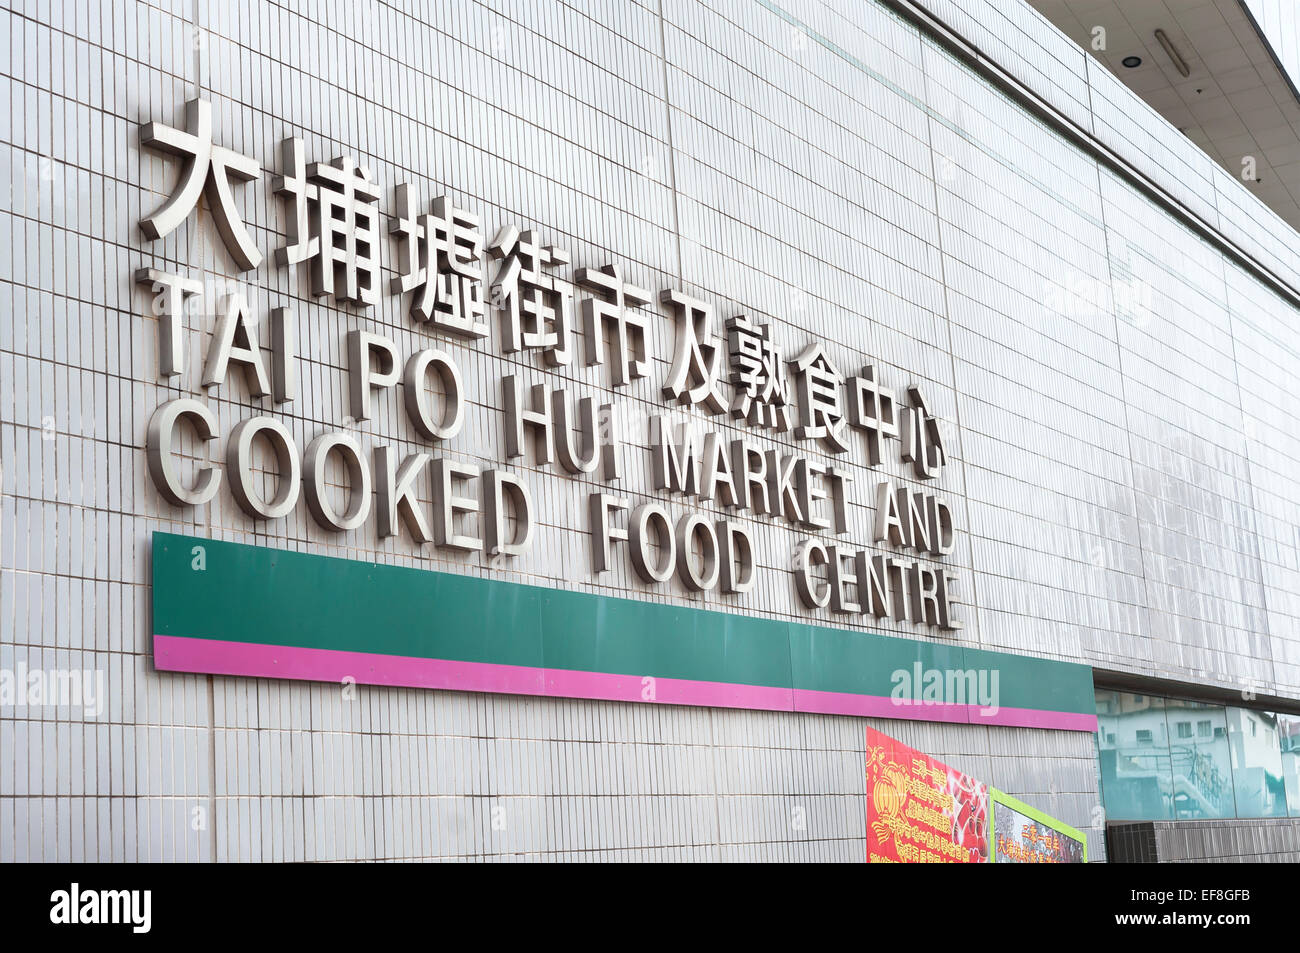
[865,727,989,863]
[131,97,969,634]
[991,788,1086,863]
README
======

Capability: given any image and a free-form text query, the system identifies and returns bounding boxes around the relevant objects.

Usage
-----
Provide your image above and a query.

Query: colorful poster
[865,727,990,863]
[990,789,1087,863]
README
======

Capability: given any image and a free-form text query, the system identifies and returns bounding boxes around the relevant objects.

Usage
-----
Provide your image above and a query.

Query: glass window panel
[1226,707,1288,818]
[1095,690,1174,820]
[1277,712,1300,818]
[1163,699,1234,820]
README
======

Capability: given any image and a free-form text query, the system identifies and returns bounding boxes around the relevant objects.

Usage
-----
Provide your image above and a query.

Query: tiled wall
[2,0,1297,860]
[1109,817,1300,863]
[0,686,1096,862]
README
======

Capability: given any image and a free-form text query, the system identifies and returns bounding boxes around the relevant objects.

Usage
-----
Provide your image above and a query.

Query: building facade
[2,0,1300,861]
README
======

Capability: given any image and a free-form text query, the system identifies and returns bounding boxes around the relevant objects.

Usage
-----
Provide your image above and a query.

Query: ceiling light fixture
[1154,29,1190,77]
[1122,55,1142,68]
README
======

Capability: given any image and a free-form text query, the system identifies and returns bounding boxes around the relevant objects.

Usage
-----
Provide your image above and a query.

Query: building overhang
[1029,0,1300,231]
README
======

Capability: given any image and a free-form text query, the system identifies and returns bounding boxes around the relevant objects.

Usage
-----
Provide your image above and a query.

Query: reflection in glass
[1163,699,1234,819]
[1226,707,1287,818]
[1095,691,1174,820]
[1277,713,1300,817]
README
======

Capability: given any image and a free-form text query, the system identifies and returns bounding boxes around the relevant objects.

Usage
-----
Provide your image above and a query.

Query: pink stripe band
[153,635,1097,732]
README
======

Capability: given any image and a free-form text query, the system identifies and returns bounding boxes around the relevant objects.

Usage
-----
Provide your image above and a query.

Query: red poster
[865,727,990,863]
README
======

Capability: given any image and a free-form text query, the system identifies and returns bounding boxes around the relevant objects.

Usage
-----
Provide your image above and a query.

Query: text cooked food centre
[4,0,1300,862]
